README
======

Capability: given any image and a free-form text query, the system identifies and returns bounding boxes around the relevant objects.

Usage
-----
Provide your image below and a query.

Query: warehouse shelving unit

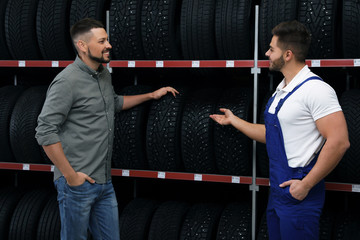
[1,5,359,240]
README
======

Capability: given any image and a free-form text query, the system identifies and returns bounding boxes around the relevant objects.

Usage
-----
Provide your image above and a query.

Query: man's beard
[269,55,285,72]
[88,48,111,63]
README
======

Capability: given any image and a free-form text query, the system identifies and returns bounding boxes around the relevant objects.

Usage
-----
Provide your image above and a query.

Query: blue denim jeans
[54,176,120,240]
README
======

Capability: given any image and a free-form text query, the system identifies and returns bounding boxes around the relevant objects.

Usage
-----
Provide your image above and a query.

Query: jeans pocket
[66,180,92,195]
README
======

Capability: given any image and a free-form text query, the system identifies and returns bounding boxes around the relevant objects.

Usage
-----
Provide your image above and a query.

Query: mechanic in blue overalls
[210,20,349,239]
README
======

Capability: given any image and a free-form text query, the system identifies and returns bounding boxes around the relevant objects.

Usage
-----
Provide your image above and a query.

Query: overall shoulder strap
[275,76,322,114]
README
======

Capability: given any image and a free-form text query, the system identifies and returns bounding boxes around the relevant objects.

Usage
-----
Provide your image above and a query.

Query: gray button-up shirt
[35,56,124,183]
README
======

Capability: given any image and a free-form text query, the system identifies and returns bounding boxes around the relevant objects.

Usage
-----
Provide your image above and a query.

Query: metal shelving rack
[0,5,360,240]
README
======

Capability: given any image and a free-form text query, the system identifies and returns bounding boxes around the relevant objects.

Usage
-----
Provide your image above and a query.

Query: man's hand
[151,87,179,99]
[66,172,95,187]
[209,108,235,126]
[279,179,311,201]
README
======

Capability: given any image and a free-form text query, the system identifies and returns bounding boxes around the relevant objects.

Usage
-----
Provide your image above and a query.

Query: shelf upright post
[250,5,260,240]
[106,10,112,74]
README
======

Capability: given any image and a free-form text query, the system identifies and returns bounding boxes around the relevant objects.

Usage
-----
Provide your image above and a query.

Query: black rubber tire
[342,0,360,58]
[180,0,217,60]
[9,86,48,164]
[0,0,12,60]
[37,194,60,240]
[215,0,252,60]
[256,212,269,240]
[0,188,24,240]
[148,201,190,240]
[181,89,221,174]
[0,86,25,162]
[146,88,187,172]
[179,203,223,240]
[109,0,145,60]
[112,85,153,169]
[216,202,251,239]
[69,0,110,27]
[9,189,51,240]
[335,89,360,183]
[298,0,338,59]
[119,198,159,240]
[214,88,252,176]
[259,0,298,59]
[334,212,360,240]
[141,0,182,60]
[5,0,42,60]
[36,0,74,60]
[319,210,334,240]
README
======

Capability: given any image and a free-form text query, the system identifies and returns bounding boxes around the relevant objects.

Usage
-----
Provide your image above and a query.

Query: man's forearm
[231,116,266,143]
[42,142,76,180]
[302,138,349,189]
[122,93,152,110]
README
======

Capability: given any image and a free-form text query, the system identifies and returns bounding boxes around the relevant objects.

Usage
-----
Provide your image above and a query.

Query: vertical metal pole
[106,10,112,73]
[250,5,260,240]
[14,75,17,86]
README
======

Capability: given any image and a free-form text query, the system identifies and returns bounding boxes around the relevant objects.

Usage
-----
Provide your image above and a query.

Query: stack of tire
[111,86,253,176]
[119,198,252,240]
[0,187,59,240]
[0,85,51,164]
[2,0,360,61]
[259,0,360,59]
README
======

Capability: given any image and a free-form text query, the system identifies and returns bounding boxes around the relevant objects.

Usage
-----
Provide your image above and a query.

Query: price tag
[194,174,202,181]
[192,61,200,68]
[122,170,130,177]
[352,184,360,192]
[157,172,165,179]
[232,176,240,183]
[156,61,164,68]
[354,59,360,67]
[23,164,30,171]
[311,60,321,67]
[18,61,26,67]
[52,61,59,67]
[128,61,135,68]
[226,61,234,68]
[51,165,55,172]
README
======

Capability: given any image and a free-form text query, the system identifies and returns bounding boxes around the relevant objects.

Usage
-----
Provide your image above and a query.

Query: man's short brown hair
[70,18,104,42]
[272,20,311,62]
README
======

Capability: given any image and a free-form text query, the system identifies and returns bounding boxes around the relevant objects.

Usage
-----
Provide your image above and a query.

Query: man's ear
[76,40,87,52]
[284,50,293,61]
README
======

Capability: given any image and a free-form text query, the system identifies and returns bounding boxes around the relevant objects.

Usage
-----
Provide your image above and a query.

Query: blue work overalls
[264,76,325,240]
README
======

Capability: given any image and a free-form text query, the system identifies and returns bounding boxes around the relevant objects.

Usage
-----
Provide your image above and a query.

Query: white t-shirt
[268,65,342,167]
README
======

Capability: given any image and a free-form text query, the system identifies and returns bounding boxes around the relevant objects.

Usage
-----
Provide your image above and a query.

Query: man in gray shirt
[35,18,178,240]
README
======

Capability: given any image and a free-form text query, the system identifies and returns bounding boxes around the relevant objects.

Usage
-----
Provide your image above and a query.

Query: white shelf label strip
[194,174,202,181]
[52,61,59,67]
[354,59,360,67]
[156,61,164,68]
[226,61,234,68]
[232,176,240,184]
[122,170,130,177]
[18,61,26,67]
[352,184,360,192]
[157,172,165,179]
[22,164,30,171]
[128,61,135,68]
[192,61,200,68]
[311,60,321,67]
[51,165,55,172]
